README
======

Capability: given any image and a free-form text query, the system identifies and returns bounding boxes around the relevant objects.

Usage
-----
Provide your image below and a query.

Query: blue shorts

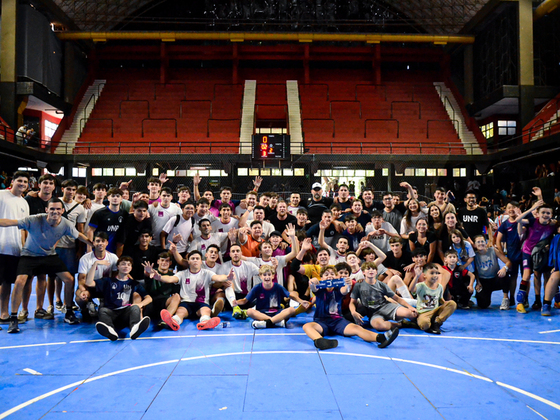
[314,317,350,336]
[522,252,533,272]
[179,301,210,318]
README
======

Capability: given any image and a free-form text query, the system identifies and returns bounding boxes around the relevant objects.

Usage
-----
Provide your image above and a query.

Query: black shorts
[0,254,20,285]
[179,301,210,318]
[16,255,69,278]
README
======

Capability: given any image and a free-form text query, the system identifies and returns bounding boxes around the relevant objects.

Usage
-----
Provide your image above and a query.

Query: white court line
[0,342,66,350]
[22,368,42,376]
[527,405,549,420]
[400,334,560,345]
[538,329,560,335]
[1,351,559,419]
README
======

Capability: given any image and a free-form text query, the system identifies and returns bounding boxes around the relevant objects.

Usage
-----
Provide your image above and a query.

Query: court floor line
[1,350,559,419]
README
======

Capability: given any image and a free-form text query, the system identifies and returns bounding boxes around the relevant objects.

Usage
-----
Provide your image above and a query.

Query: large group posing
[0,170,559,351]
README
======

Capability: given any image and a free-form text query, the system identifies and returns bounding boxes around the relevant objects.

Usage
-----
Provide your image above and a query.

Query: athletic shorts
[0,254,20,285]
[522,252,533,271]
[256,308,280,316]
[367,302,401,321]
[314,316,350,336]
[179,301,210,318]
[16,255,69,277]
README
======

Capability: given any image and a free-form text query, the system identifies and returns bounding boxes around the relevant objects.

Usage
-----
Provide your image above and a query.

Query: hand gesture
[253,176,263,189]
[168,241,177,253]
[285,223,295,237]
[467,284,474,293]
[172,233,183,243]
[119,179,133,190]
[352,311,364,325]
[82,198,92,210]
[271,257,279,270]
[319,219,329,230]
[301,237,313,251]
[159,173,169,185]
[414,265,423,278]
[399,181,411,189]
[142,261,155,274]
[228,228,238,242]
[531,186,542,198]
[227,268,236,281]
[193,172,201,186]
[497,267,508,278]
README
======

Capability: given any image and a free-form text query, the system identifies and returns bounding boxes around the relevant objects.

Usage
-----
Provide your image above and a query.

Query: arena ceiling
[50,0,491,35]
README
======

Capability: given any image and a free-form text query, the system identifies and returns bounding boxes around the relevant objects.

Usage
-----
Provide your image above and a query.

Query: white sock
[225,287,236,306]
[172,315,183,325]
[398,285,412,299]
[200,315,211,322]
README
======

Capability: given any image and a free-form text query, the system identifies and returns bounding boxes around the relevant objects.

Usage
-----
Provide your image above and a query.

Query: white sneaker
[275,320,286,328]
[251,320,267,329]
[500,298,509,310]
[130,316,150,340]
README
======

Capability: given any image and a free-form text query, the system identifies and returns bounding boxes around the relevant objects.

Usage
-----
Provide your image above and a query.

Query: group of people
[0,170,558,351]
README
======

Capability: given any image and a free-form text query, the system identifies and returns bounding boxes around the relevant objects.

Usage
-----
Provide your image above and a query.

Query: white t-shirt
[148,204,182,246]
[192,212,218,237]
[162,215,194,253]
[0,190,29,256]
[327,245,347,265]
[219,260,260,294]
[57,200,87,248]
[365,221,398,252]
[246,255,289,287]
[188,233,229,258]
[78,251,119,279]
[211,218,239,233]
[175,268,215,304]
[203,261,221,274]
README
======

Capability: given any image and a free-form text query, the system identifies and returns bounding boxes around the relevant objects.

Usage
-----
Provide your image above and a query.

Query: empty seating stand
[76,69,242,154]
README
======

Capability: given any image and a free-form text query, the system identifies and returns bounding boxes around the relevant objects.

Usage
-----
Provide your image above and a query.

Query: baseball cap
[312,182,322,190]
[269,230,282,238]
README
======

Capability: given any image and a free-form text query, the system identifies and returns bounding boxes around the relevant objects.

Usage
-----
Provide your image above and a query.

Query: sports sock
[172,315,183,325]
[543,299,552,306]
[534,295,541,302]
[397,285,412,299]
[199,315,211,322]
[225,287,236,306]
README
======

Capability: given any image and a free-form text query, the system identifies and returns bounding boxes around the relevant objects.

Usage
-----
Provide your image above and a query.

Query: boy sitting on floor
[234,264,310,329]
[303,265,400,350]
[411,263,457,334]
[85,256,152,341]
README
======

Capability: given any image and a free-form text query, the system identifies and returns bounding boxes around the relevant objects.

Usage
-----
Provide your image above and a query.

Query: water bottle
[221,322,229,328]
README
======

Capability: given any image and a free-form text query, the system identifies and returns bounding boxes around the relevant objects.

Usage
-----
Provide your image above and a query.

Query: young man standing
[88,187,128,253]
[161,201,196,256]
[458,191,492,244]
[211,203,239,233]
[0,171,30,328]
[148,187,182,247]
[0,198,93,333]
[288,192,303,216]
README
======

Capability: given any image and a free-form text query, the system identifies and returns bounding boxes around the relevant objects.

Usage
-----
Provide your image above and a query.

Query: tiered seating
[300,70,464,155]
[255,83,287,124]
[76,69,242,154]
[522,92,560,142]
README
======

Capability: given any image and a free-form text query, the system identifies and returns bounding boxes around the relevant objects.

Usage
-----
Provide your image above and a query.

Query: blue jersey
[245,283,290,311]
[95,277,146,310]
[497,219,522,262]
[549,234,560,271]
[314,288,344,320]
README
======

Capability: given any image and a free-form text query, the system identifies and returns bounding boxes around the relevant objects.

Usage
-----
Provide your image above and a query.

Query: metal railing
[303,141,475,155]
[302,118,335,137]
[80,118,114,137]
[180,100,213,118]
[119,100,150,118]
[391,101,421,119]
[142,118,177,138]
[83,94,97,129]
[330,100,362,119]
[426,119,459,139]
[63,141,246,155]
[355,84,387,101]
[98,82,129,100]
[364,119,399,138]
[154,83,186,100]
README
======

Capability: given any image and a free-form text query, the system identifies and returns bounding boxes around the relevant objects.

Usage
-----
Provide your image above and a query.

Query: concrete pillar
[0,0,18,128]
[518,0,534,128]
[463,45,474,104]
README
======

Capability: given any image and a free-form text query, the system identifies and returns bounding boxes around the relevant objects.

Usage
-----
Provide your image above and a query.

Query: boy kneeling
[304,265,399,350]
[85,257,152,341]
[234,265,310,329]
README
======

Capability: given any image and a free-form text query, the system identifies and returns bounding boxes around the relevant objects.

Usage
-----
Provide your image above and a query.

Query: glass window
[427,169,437,176]
[125,167,136,176]
[198,170,209,177]
[437,168,447,176]
[115,168,125,176]
[404,168,414,176]
[283,169,293,176]
[72,167,86,178]
[382,168,388,177]
[176,170,187,177]
[366,170,375,177]
[272,168,282,176]
[152,168,159,176]
[44,120,59,139]
[415,168,426,177]
[209,170,221,177]
[249,168,260,176]
[103,168,113,176]
[92,168,102,176]
[166,170,175,177]
[238,168,248,176]
[355,170,365,177]
[294,168,305,176]
[261,168,271,176]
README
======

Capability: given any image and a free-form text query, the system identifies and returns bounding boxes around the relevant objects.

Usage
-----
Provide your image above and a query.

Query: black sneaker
[314,337,338,350]
[7,317,20,334]
[64,311,80,325]
[35,308,54,320]
[532,300,542,311]
[378,328,400,348]
[427,322,442,334]
[130,316,150,340]
[96,322,118,341]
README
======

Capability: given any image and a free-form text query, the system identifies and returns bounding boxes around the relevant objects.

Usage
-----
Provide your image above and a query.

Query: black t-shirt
[25,195,50,215]
[364,201,384,213]
[267,213,297,233]
[438,226,470,253]
[383,250,413,274]
[89,207,128,253]
[120,214,153,254]
[128,245,164,281]
[409,231,437,255]
[458,207,489,239]
[306,222,338,242]
[305,197,334,225]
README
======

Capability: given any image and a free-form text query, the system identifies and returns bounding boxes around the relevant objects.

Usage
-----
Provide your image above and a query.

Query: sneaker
[86,302,98,317]
[160,309,180,331]
[467,300,475,308]
[0,317,11,324]
[17,310,28,323]
[457,302,470,310]
[35,308,54,320]
[64,311,80,325]
[211,299,224,317]
[314,337,338,350]
[401,319,420,329]
[155,320,167,330]
[55,301,64,312]
[555,302,560,310]
[7,317,20,333]
[427,322,442,335]
[197,316,221,330]
[232,306,245,319]
[130,316,150,339]
[516,303,527,314]
[499,298,510,310]
[96,322,118,341]
[275,320,286,328]
[541,304,552,317]
[378,328,400,348]
[72,303,79,311]
[46,305,54,316]
[252,320,267,329]
[532,300,542,311]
